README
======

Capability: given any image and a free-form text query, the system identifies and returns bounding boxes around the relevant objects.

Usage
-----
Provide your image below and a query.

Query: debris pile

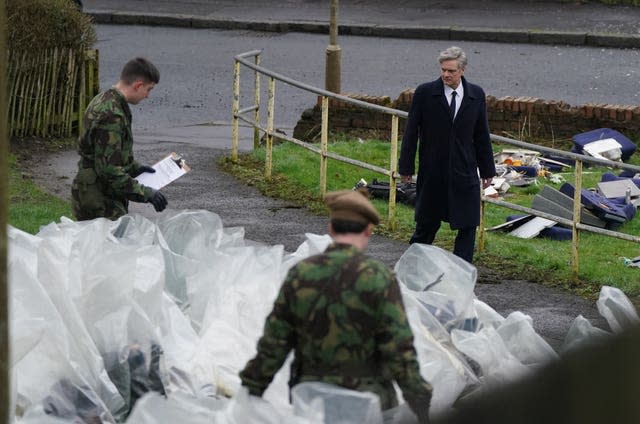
[355,178,417,206]
[488,148,572,198]
[489,128,639,242]
[571,128,637,163]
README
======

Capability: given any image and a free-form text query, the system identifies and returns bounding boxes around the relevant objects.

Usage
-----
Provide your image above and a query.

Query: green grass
[8,153,72,234]
[219,139,640,304]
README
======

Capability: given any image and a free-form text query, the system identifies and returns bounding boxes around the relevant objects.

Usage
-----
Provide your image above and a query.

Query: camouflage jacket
[73,88,152,219]
[240,243,432,412]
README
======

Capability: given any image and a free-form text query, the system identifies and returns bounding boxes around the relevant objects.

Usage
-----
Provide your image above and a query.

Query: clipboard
[134,152,191,190]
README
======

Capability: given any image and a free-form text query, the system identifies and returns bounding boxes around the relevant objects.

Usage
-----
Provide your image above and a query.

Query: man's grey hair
[438,46,467,70]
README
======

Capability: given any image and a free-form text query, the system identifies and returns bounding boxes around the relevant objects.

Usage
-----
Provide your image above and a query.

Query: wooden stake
[0,0,12,421]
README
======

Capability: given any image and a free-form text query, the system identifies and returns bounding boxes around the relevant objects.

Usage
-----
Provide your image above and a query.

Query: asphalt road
[32,24,616,350]
[83,0,640,39]
[93,24,640,134]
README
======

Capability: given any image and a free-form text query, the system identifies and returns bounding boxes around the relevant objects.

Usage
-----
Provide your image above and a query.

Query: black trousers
[409,219,476,263]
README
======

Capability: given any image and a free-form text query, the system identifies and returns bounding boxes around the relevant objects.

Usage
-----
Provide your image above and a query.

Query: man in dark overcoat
[398,46,495,263]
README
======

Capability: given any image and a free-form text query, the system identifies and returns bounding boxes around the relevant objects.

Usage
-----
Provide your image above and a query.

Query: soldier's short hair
[120,57,160,85]
[330,219,368,234]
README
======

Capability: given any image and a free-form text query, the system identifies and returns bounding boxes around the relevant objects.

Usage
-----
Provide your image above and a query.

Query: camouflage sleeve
[375,270,433,415]
[92,113,152,201]
[239,275,296,396]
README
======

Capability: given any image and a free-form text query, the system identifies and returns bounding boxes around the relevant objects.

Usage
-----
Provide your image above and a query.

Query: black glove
[132,165,156,178]
[148,189,168,212]
[416,410,431,424]
[405,395,431,424]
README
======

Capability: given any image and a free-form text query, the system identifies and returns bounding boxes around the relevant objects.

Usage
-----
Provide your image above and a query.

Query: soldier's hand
[416,411,431,424]
[133,165,156,177]
[148,189,168,212]
[405,395,431,424]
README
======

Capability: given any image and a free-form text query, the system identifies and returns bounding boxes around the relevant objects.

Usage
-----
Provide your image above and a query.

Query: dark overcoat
[398,77,496,229]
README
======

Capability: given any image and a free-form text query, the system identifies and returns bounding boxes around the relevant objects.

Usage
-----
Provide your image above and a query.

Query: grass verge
[219,139,640,304]
[9,140,73,234]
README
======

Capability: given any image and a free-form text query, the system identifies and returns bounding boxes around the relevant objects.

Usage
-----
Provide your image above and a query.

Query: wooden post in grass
[571,159,583,281]
[0,0,11,421]
[388,115,398,231]
[231,59,240,162]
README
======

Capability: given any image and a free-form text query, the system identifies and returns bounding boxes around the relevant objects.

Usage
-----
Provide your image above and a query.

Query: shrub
[7,0,96,51]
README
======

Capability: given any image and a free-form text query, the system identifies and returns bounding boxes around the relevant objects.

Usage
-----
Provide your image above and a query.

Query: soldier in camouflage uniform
[71,57,168,221]
[240,189,433,423]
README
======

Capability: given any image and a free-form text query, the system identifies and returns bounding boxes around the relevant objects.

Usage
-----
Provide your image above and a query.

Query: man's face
[440,59,464,89]
[129,80,155,105]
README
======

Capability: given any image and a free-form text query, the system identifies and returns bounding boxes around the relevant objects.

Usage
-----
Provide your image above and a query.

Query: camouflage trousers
[71,168,128,221]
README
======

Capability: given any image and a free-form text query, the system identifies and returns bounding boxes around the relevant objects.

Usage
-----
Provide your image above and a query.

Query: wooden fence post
[0,0,11,422]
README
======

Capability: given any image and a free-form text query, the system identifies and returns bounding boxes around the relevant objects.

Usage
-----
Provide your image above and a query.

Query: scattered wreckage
[356,127,638,245]
[487,128,639,243]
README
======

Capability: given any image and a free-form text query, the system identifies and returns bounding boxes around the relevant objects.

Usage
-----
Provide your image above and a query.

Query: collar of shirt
[444,84,464,103]
[325,242,360,255]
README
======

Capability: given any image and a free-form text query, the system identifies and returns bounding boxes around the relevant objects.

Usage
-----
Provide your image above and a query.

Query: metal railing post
[265,76,275,179]
[253,54,261,149]
[320,96,329,199]
[325,0,341,93]
[571,159,583,281]
[388,115,398,230]
[231,59,240,162]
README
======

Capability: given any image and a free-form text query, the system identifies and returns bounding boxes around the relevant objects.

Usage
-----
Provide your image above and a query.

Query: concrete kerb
[343,25,451,41]
[529,30,587,46]
[87,10,640,49]
[586,33,640,48]
[451,27,530,44]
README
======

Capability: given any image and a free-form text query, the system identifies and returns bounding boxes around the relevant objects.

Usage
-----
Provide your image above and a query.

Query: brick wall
[293,90,640,147]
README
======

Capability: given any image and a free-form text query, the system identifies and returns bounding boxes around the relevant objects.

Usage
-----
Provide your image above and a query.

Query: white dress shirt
[444,84,464,119]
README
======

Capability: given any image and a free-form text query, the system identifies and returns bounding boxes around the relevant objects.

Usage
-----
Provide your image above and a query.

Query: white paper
[583,138,622,162]
[509,217,556,239]
[135,153,189,190]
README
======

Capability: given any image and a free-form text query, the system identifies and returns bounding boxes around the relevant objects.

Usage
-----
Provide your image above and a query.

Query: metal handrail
[483,197,640,244]
[234,50,407,118]
[237,114,391,175]
[232,50,402,228]
[491,134,640,173]
[231,50,639,279]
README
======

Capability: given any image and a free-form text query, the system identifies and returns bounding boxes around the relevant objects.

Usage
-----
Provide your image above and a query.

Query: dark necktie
[449,91,457,120]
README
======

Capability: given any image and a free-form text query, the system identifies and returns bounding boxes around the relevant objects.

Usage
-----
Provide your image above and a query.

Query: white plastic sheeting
[7,210,635,423]
[291,382,383,424]
[596,285,640,333]
[559,315,612,355]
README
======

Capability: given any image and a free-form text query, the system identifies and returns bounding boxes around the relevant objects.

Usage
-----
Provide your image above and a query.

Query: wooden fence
[7,48,99,138]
